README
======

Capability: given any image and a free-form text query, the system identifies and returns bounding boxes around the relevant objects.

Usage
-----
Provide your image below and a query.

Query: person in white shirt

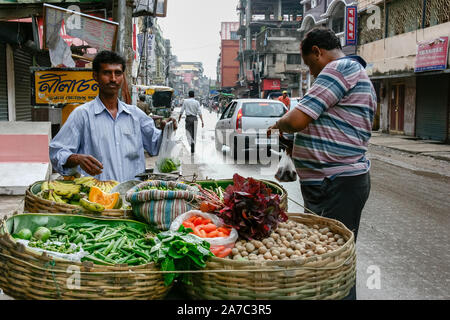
[178,91,204,154]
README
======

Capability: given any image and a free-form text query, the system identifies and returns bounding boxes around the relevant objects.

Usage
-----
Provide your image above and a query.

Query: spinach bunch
[148,225,213,286]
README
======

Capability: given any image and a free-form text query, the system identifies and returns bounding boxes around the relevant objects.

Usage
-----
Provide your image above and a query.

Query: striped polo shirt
[292,56,377,185]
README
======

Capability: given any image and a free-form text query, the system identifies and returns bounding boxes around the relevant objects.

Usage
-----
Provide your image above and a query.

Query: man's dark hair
[188,91,195,98]
[93,50,126,73]
[301,28,342,56]
[139,95,146,102]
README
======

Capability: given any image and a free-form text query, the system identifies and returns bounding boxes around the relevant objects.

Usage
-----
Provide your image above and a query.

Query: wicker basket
[183,213,356,300]
[24,181,133,219]
[0,213,170,300]
[186,178,289,211]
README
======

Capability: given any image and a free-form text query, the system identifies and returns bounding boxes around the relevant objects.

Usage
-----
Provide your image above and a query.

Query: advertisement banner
[415,36,449,72]
[345,6,357,46]
[262,79,281,91]
[31,68,98,105]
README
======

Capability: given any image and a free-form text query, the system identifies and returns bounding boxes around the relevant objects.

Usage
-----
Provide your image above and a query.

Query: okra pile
[46,222,155,266]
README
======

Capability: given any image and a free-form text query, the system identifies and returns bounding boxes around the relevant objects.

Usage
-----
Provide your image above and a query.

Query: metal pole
[116,0,126,56]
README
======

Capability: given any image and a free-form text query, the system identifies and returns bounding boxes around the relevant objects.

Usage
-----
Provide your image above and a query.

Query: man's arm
[269,63,350,135]
[49,109,103,176]
[268,108,313,134]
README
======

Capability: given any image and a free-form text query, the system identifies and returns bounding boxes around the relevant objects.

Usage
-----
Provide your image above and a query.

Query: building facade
[358,0,450,142]
[236,0,303,98]
[219,22,240,91]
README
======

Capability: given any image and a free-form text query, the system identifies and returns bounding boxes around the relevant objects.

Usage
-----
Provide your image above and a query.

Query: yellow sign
[32,68,98,105]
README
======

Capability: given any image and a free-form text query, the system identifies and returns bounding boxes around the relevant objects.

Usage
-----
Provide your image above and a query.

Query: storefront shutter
[0,43,7,121]
[416,74,449,142]
[14,47,32,121]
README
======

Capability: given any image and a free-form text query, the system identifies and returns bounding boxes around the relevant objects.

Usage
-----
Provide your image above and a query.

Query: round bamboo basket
[0,213,170,300]
[183,213,356,300]
[24,181,133,219]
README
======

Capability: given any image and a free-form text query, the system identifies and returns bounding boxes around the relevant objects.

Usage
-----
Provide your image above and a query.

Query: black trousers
[185,115,198,153]
[300,172,371,300]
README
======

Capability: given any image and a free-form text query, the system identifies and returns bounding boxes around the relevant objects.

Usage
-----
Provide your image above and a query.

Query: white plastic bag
[16,239,88,263]
[170,210,238,257]
[275,150,298,182]
[155,121,182,174]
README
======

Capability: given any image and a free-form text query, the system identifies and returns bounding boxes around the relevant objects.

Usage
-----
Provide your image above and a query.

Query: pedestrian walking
[178,90,204,154]
[268,28,377,300]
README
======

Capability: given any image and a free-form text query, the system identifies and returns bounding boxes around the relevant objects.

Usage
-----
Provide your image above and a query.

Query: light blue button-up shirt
[49,96,162,182]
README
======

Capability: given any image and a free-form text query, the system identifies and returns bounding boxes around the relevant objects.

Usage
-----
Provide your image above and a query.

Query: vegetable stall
[0,174,356,300]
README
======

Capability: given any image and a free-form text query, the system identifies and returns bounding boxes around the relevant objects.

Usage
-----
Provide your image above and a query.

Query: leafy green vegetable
[147,225,213,286]
[158,158,180,173]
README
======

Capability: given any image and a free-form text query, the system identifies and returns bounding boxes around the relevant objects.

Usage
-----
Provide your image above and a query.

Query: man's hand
[67,154,103,176]
[161,117,178,131]
[267,122,280,138]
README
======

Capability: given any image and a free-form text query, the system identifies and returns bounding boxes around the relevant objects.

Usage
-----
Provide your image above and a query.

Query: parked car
[215,99,288,161]
[289,97,302,110]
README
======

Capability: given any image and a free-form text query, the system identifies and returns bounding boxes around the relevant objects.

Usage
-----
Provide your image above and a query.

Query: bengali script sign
[32,68,98,105]
[415,36,449,72]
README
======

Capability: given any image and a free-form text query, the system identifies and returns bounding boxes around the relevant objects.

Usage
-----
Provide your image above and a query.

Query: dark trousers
[300,172,371,300]
[185,115,197,153]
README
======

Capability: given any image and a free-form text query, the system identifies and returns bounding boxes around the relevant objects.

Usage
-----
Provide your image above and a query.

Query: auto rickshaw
[135,85,174,118]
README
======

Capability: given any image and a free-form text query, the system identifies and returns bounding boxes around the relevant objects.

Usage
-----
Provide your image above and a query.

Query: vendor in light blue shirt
[49,51,177,182]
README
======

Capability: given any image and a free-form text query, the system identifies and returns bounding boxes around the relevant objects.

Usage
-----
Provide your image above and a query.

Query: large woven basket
[186,178,289,211]
[24,181,133,219]
[184,213,356,300]
[0,213,170,300]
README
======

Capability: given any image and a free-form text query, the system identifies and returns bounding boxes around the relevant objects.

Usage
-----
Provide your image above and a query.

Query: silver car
[215,99,288,161]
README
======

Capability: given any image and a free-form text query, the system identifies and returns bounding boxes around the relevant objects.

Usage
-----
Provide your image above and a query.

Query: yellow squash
[88,186,121,210]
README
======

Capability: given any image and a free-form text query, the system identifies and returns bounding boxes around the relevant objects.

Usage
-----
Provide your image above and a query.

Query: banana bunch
[38,189,67,204]
[48,181,81,199]
[94,180,119,193]
[73,177,119,193]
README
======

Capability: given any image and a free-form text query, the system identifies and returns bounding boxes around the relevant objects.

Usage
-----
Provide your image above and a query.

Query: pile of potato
[229,220,346,261]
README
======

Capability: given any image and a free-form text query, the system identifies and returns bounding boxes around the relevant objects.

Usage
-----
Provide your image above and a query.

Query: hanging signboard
[31,68,98,106]
[133,0,167,17]
[345,6,357,46]
[262,79,281,91]
[43,3,118,61]
[415,36,449,72]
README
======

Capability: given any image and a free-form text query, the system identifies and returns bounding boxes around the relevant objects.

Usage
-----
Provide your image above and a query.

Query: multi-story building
[235,0,304,98]
[218,22,240,92]
[170,61,206,98]
[357,0,450,142]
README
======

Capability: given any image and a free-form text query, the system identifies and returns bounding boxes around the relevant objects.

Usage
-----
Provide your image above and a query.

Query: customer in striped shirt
[268,28,377,299]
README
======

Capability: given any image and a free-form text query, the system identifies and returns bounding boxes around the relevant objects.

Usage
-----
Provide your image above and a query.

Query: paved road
[178,108,450,300]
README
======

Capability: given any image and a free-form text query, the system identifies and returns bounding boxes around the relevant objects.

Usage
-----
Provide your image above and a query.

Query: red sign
[345,6,357,46]
[415,36,449,72]
[262,79,281,91]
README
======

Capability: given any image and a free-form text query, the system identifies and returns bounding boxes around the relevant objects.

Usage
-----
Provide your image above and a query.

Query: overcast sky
[158,0,240,80]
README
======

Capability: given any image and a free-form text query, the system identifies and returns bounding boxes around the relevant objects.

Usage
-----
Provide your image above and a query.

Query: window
[272,54,277,65]
[230,31,239,40]
[242,102,287,117]
[287,54,302,65]
[226,102,237,118]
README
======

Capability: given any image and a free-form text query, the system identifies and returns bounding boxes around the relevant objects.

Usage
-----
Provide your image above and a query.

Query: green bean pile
[47,222,155,266]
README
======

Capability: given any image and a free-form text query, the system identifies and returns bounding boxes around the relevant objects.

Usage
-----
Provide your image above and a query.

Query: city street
[175,107,450,300]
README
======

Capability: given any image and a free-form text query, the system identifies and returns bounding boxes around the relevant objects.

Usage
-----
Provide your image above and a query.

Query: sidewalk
[370,132,450,162]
